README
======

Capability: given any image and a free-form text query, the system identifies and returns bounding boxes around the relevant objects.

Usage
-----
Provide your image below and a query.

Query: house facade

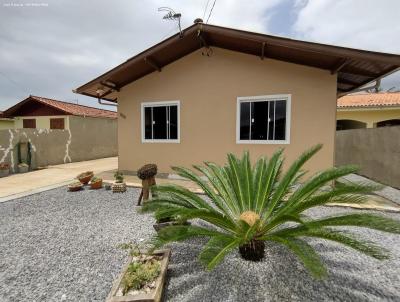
[0,112,14,130]
[74,22,400,175]
[337,92,400,130]
[0,96,118,171]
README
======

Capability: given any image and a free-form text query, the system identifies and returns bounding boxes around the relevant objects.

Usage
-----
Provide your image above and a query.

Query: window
[50,118,65,129]
[23,118,36,129]
[141,101,180,143]
[237,95,291,144]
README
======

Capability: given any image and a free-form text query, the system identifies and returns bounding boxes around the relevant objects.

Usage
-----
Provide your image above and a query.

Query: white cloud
[293,0,400,53]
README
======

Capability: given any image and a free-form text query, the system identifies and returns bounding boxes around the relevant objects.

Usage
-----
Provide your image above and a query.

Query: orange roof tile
[338,92,400,108]
[28,96,117,118]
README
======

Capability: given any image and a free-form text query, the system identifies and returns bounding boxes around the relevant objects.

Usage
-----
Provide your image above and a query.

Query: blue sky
[0,0,399,110]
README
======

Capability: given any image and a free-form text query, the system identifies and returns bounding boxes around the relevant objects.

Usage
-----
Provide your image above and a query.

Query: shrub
[143,145,400,279]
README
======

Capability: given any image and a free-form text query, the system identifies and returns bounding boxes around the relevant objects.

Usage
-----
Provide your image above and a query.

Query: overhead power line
[0,71,29,95]
[206,0,217,24]
[202,0,211,20]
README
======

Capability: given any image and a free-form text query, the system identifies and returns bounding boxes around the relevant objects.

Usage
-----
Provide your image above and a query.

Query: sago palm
[142,145,400,278]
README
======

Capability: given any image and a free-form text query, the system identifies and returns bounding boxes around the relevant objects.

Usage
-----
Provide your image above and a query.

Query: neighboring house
[337,92,400,130]
[3,95,117,130]
[0,95,118,171]
[74,22,400,175]
[0,111,14,130]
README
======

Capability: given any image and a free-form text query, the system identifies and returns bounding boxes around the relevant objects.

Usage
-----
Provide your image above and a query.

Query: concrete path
[0,157,117,201]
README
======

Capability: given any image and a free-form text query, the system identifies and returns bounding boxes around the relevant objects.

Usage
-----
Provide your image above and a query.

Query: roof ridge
[30,95,116,113]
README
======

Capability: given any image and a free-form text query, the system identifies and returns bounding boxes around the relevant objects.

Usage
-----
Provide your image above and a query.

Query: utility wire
[206,0,217,24]
[0,71,29,95]
[202,0,211,20]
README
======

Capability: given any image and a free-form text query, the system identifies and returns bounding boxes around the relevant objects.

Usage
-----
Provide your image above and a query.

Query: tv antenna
[158,7,182,37]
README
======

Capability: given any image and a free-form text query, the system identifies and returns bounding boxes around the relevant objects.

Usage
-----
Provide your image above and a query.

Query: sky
[0,0,399,111]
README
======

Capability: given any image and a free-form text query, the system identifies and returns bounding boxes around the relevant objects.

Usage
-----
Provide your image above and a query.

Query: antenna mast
[158,7,182,37]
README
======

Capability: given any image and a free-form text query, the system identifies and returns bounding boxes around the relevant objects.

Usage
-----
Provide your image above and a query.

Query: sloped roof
[338,92,400,108]
[3,95,117,119]
[74,22,400,101]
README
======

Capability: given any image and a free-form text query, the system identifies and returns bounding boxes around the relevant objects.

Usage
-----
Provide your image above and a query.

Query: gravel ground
[1,187,400,302]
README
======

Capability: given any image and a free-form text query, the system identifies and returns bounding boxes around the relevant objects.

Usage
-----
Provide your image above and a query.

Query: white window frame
[236,94,291,144]
[141,100,180,143]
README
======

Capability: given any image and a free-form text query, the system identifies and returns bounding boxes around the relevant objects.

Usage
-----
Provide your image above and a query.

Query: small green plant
[121,259,160,294]
[118,241,161,295]
[114,171,124,183]
[90,176,102,183]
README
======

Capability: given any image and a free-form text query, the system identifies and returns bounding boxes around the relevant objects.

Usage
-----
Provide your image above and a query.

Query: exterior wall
[0,116,117,171]
[118,48,337,174]
[335,126,400,188]
[14,115,70,130]
[0,119,14,130]
[337,108,400,128]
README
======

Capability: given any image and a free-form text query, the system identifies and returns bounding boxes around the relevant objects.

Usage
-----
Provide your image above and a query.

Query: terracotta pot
[90,180,103,189]
[106,249,171,302]
[77,172,94,184]
[68,183,83,192]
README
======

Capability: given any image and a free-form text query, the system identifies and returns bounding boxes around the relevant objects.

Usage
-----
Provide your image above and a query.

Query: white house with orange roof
[337,92,400,130]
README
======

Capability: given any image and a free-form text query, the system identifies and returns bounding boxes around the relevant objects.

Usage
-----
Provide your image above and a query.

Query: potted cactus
[90,176,103,189]
[77,171,94,185]
[0,163,10,177]
[112,171,126,193]
[68,181,83,192]
[18,162,29,173]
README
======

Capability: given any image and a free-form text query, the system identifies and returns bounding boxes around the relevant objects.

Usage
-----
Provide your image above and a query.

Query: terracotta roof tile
[337,92,400,108]
[30,96,117,118]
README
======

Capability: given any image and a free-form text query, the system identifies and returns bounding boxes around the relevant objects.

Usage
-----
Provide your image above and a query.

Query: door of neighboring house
[50,118,65,129]
[23,118,36,128]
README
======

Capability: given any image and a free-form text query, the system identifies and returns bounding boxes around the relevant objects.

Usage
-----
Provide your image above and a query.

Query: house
[3,95,117,130]
[337,92,400,130]
[0,111,14,130]
[74,21,400,175]
[0,95,117,171]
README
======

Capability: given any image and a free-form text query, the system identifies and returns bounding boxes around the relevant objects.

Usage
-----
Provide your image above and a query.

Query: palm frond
[267,235,327,279]
[264,145,322,219]
[199,235,242,270]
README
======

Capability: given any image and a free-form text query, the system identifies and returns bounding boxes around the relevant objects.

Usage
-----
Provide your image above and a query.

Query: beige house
[74,22,400,175]
[3,95,117,130]
[337,92,400,130]
[0,112,14,130]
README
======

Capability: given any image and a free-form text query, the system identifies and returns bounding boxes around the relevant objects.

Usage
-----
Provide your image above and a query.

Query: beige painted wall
[14,115,70,129]
[118,48,337,174]
[337,108,400,128]
[0,119,14,130]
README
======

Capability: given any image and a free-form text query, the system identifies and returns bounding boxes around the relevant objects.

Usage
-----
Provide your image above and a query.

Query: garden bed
[0,187,399,301]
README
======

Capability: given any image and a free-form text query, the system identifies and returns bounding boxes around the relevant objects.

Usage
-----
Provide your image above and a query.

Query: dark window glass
[268,101,275,140]
[239,99,287,141]
[153,106,167,139]
[251,101,269,140]
[274,100,286,140]
[240,102,250,140]
[144,107,152,139]
[169,105,178,139]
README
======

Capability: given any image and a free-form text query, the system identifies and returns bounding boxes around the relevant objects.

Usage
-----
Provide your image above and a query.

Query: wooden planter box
[153,221,191,232]
[106,249,171,302]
